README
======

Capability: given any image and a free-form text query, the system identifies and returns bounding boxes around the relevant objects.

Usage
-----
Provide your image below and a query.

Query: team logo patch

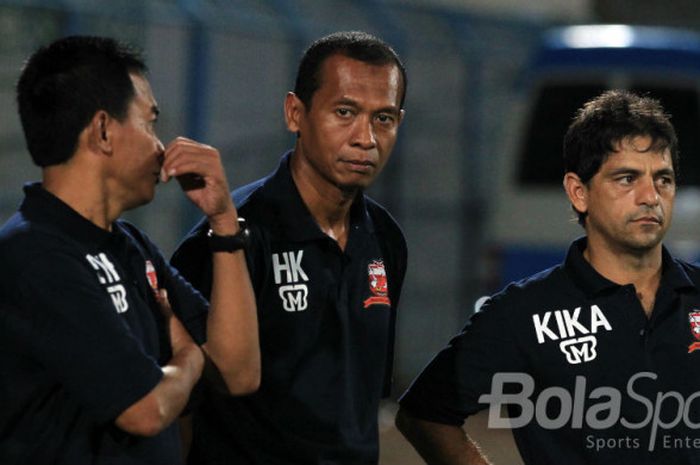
[363,260,391,309]
[145,260,158,293]
[687,311,700,353]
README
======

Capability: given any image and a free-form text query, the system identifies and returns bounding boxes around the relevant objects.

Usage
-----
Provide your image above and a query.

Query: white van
[488,24,700,291]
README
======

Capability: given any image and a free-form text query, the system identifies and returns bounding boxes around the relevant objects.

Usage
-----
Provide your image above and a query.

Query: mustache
[627,208,664,224]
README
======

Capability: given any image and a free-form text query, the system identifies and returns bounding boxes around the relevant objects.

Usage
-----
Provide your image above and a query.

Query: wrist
[208,211,239,235]
[172,342,205,378]
[207,218,250,253]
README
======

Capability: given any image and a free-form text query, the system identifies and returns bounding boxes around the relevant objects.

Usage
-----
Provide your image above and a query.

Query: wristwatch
[207,218,250,253]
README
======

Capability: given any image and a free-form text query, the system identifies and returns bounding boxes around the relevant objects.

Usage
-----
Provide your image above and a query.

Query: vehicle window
[517,82,700,187]
[630,85,700,187]
[517,83,606,186]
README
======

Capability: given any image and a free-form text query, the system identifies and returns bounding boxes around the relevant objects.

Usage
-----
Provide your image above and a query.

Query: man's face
[579,135,675,253]
[287,54,404,192]
[109,73,164,210]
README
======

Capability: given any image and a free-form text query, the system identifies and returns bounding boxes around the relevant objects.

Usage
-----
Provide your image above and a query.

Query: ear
[284,92,304,135]
[563,172,588,217]
[85,110,115,155]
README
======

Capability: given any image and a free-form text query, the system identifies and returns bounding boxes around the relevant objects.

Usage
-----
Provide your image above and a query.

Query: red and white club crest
[688,311,700,353]
[363,260,391,309]
[145,260,159,293]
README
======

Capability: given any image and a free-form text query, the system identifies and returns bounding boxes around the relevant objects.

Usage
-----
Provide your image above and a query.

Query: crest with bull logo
[363,260,391,309]
[688,311,700,353]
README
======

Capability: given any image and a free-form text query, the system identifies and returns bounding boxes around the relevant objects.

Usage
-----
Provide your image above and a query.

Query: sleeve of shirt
[375,207,408,398]
[398,295,527,426]
[11,250,164,424]
[122,221,210,345]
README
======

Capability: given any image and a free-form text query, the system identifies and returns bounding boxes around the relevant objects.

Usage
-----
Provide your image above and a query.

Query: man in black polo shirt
[171,31,407,464]
[396,90,700,465]
[0,36,259,465]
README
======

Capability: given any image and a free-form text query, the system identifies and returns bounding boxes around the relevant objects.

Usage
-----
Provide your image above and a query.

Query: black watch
[207,218,250,253]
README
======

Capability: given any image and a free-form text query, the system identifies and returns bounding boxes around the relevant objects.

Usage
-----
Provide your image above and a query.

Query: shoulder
[232,176,268,210]
[365,196,406,251]
[673,257,700,285]
[0,229,100,305]
[115,220,157,250]
[483,264,570,315]
[234,174,282,229]
[365,197,403,232]
[0,211,75,264]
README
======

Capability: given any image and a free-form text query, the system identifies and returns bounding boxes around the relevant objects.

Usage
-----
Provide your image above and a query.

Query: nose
[637,176,660,206]
[351,115,376,149]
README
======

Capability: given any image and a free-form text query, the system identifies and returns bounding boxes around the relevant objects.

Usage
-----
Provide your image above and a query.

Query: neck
[290,152,357,249]
[43,161,116,231]
[584,234,663,316]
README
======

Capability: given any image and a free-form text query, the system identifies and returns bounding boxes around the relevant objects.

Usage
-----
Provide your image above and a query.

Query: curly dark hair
[563,89,678,225]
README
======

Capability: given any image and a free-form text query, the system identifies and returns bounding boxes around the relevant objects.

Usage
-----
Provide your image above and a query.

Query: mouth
[630,216,662,225]
[342,159,376,173]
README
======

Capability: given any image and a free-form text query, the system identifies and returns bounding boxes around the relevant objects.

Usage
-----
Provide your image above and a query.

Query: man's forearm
[204,216,260,395]
[115,341,204,437]
[395,407,492,465]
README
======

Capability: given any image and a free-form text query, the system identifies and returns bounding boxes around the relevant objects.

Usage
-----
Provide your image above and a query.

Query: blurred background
[4,1,700,463]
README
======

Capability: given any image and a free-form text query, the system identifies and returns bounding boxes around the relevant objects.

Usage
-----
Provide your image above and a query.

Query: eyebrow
[654,167,676,178]
[335,98,401,116]
[608,167,675,178]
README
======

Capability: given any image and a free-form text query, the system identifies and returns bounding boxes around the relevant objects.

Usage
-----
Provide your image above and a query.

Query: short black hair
[563,89,678,225]
[293,31,407,110]
[16,35,147,167]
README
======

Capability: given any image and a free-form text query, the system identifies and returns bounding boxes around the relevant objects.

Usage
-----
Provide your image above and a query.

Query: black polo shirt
[171,152,407,465]
[0,183,208,465]
[400,237,700,465]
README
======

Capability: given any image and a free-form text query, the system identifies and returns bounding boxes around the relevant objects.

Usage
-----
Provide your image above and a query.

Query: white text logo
[86,253,129,313]
[272,250,309,312]
[532,305,611,364]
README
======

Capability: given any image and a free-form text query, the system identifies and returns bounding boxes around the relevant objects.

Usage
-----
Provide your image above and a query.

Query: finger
[166,159,221,183]
[163,137,216,161]
[161,144,220,182]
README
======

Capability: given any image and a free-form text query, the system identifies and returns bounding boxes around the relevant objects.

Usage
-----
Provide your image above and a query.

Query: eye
[375,113,397,128]
[658,175,675,187]
[616,175,634,185]
[336,108,353,118]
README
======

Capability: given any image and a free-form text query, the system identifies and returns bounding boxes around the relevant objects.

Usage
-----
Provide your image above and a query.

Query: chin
[625,235,664,252]
[339,175,375,191]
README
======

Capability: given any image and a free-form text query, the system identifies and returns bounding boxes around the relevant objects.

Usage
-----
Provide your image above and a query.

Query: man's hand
[115,289,205,437]
[160,136,260,395]
[160,137,238,234]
